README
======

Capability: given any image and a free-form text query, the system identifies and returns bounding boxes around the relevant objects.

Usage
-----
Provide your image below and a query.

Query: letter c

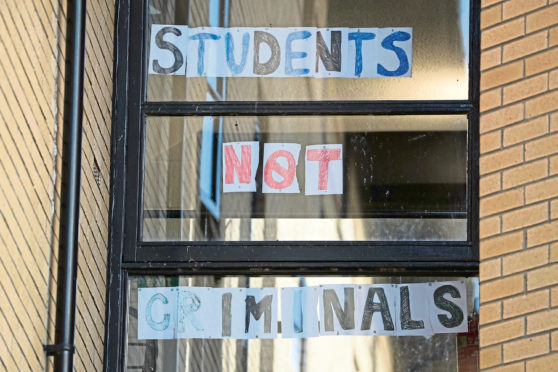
[146,293,171,331]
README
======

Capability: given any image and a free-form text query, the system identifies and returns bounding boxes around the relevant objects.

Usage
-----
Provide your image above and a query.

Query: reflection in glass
[142,115,468,241]
[147,0,469,101]
[125,275,479,371]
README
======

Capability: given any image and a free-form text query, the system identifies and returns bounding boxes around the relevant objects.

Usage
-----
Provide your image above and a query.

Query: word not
[137,281,468,340]
[149,25,412,78]
[223,142,342,195]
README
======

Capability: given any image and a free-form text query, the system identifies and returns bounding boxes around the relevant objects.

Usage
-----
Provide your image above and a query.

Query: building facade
[0,0,556,371]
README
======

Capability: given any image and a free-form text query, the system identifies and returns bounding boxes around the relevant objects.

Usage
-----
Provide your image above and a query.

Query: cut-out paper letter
[357,284,397,335]
[222,142,259,192]
[396,284,433,336]
[263,143,301,193]
[305,144,343,195]
[428,281,468,333]
[241,288,278,339]
[149,25,188,75]
[319,285,358,335]
[175,287,223,339]
[138,287,177,339]
[281,287,320,338]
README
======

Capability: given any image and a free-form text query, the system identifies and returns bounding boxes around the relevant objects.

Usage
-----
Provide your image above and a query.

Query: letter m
[245,295,273,333]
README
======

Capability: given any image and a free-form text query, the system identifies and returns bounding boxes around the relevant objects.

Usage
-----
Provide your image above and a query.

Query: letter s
[377,31,411,77]
[152,27,184,74]
[433,285,464,328]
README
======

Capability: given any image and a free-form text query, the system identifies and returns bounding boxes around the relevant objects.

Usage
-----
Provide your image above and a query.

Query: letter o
[264,150,296,189]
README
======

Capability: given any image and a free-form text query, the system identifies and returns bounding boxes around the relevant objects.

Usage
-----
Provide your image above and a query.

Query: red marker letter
[224,144,252,184]
[264,150,296,189]
[306,148,341,190]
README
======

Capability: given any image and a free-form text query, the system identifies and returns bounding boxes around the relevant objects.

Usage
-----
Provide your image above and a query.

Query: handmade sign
[305,144,343,195]
[223,142,343,195]
[137,281,468,340]
[149,25,412,78]
[222,142,259,193]
[263,143,301,194]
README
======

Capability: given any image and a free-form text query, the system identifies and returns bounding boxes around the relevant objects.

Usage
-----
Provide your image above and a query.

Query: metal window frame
[103,0,480,370]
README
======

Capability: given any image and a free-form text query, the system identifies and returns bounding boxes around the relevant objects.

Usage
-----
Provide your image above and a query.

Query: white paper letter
[428,281,468,333]
[222,141,259,192]
[149,25,188,75]
[263,143,301,193]
[305,144,343,195]
[281,287,319,338]
[138,287,177,339]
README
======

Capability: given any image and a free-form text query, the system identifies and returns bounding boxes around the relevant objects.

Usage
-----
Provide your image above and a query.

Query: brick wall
[0,0,113,371]
[0,0,58,369]
[479,0,558,370]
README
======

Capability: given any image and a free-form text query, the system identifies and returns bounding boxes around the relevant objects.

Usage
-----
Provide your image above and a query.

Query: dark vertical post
[53,0,87,369]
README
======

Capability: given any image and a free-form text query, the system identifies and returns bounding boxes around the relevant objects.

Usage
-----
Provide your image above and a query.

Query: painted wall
[479,0,558,370]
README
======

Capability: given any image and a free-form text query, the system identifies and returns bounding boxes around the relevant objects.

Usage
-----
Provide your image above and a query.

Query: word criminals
[137,281,468,340]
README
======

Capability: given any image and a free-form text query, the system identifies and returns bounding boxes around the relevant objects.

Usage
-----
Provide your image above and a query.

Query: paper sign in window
[137,287,177,339]
[222,142,259,193]
[149,26,413,78]
[305,144,343,195]
[137,281,467,340]
[238,288,279,339]
[263,143,301,194]
[428,281,468,333]
[148,25,188,75]
[319,285,359,336]
[280,287,320,338]
[356,284,398,335]
[395,284,433,336]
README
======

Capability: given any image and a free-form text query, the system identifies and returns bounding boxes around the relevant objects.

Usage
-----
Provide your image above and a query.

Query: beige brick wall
[0,0,113,370]
[480,1,558,370]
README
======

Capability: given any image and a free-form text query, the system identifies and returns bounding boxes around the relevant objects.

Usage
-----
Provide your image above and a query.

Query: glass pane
[125,275,479,372]
[142,115,467,241]
[146,0,469,101]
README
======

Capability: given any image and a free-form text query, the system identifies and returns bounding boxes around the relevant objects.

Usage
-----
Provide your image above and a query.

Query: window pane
[146,0,469,101]
[142,115,467,241]
[125,275,479,372]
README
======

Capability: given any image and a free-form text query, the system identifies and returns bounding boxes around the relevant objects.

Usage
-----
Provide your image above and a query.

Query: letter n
[222,141,259,192]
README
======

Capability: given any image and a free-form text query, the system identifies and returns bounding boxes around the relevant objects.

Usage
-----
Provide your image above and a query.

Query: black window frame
[103,0,480,370]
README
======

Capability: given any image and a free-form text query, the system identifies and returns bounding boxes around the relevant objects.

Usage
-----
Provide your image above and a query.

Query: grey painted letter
[221,292,232,336]
[245,295,273,333]
[400,286,424,330]
[153,27,184,74]
[323,288,355,331]
[360,287,394,331]
[434,285,464,328]
[316,30,341,72]
[253,31,281,75]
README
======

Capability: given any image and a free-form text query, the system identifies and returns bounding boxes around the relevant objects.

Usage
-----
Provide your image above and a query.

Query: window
[105,0,480,370]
